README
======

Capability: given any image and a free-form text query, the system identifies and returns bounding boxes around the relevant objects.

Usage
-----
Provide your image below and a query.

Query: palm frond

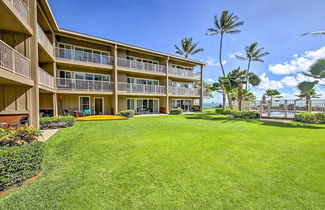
[301,31,325,36]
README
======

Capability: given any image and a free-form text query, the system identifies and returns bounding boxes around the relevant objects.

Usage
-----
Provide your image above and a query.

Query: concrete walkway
[38,129,59,142]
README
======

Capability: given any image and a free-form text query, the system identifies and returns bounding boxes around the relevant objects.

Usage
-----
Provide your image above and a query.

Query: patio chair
[8,116,29,129]
[84,109,92,116]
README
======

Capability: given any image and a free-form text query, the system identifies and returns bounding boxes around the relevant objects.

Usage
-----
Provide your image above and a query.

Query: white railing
[56,78,114,92]
[117,57,166,73]
[39,67,54,89]
[169,86,200,96]
[8,0,28,22]
[56,47,114,66]
[37,23,53,55]
[118,82,166,94]
[0,40,30,78]
[168,66,200,79]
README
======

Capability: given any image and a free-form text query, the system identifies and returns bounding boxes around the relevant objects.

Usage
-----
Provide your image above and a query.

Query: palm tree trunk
[246,60,251,90]
[238,85,243,111]
[222,92,226,109]
[219,33,225,77]
[227,94,233,109]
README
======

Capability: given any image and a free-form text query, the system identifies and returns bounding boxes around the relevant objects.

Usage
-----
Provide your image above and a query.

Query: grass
[1,113,325,209]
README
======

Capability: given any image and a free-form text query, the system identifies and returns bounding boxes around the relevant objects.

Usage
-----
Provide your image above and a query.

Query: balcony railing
[168,67,200,79]
[117,58,166,73]
[0,40,30,78]
[169,86,200,96]
[37,23,53,55]
[56,78,114,92]
[8,0,28,22]
[39,67,54,89]
[118,82,166,94]
[56,47,114,66]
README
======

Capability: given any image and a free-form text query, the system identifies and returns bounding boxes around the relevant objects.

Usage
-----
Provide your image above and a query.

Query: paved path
[260,118,294,123]
[38,129,59,142]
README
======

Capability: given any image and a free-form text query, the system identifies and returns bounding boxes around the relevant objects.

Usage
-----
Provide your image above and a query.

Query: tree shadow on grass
[184,114,325,130]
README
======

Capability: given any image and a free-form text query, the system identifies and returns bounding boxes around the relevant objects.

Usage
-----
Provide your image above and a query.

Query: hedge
[40,116,75,130]
[117,110,135,118]
[215,108,257,119]
[0,142,44,192]
[295,112,325,124]
[170,108,183,115]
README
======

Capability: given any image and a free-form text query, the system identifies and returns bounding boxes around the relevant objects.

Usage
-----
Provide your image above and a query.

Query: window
[75,73,85,80]
[79,96,90,111]
[127,77,159,85]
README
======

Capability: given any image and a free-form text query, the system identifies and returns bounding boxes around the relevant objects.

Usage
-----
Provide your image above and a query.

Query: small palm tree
[298,59,325,92]
[206,10,244,77]
[212,78,227,109]
[174,37,203,59]
[235,42,269,90]
[265,89,281,101]
[297,89,320,99]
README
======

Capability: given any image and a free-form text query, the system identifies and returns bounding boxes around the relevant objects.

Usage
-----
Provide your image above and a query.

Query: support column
[113,45,118,115]
[200,65,204,112]
[29,0,39,128]
[165,57,169,113]
[53,93,58,116]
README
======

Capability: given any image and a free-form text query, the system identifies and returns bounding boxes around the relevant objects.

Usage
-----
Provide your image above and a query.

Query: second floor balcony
[169,86,200,96]
[117,57,166,74]
[0,39,30,78]
[39,67,54,89]
[168,66,200,79]
[56,78,114,92]
[37,23,53,56]
[118,82,166,94]
[56,47,114,66]
[8,0,28,23]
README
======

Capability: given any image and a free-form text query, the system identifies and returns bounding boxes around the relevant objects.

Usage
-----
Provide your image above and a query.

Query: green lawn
[1,113,325,209]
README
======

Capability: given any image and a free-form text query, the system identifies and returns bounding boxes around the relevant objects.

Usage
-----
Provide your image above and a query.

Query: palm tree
[203,82,214,99]
[206,10,244,77]
[297,89,320,99]
[212,78,227,109]
[301,31,325,36]
[174,37,204,59]
[227,68,260,110]
[235,42,269,90]
[242,89,256,101]
[265,89,281,101]
[298,59,325,92]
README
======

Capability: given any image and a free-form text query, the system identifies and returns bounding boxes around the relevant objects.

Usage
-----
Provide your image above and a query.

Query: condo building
[0,0,205,128]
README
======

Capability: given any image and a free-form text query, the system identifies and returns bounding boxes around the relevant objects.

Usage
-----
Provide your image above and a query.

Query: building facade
[0,0,205,128]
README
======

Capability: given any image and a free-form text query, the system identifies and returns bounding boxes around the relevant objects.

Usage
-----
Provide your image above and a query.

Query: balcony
[118,82,166,94]
[169,86,200,96]
[117,58,166,74]
[168,67,200,79]
[56,47,114,66]
[8,0,28,22]
[56,78,114,92]
[39,67,54,89]
[0,39,30,78]
[37,23,53,56]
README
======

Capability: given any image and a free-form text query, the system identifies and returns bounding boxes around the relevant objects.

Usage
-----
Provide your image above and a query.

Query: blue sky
[48,0,325,102]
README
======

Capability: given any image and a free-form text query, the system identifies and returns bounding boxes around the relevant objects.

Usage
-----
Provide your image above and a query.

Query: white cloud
[206,56,226,66]
[257,73,284,90]
[207,78,215,83]
[268,46,325,75]
[279,73,315,87]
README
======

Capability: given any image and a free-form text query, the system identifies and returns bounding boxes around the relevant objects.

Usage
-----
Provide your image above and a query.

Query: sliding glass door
[172,99,192,112]
[127,99,159,114]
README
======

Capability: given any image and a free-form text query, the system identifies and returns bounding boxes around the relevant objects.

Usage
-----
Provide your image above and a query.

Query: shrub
[0,142,44,192]
[0,127,42,147]
[215,108,257,119]
[295,112,325,124]
[170,108,183,115]
[40,116,75,130]
[117,110,135,118]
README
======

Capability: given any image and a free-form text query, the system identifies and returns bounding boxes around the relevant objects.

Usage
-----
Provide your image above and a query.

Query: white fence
[57,78,114,92]
[0,40,30,78]
[168,67,200,79]
[56,47,114,66]
[39,67,54,89]
[118,82,166,94]
[37,23,53,55]
[117,57,166,73]
[169,86,200,96]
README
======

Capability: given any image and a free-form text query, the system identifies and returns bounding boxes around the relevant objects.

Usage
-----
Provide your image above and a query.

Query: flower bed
[76,115,127,121]
[40,116,75,130]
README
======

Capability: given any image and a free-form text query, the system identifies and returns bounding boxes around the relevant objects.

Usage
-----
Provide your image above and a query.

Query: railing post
[267,100,271,117]
[12,50,15,73]
[293,100,297,116]
[284,100,288,118]
[259,100,263,118]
